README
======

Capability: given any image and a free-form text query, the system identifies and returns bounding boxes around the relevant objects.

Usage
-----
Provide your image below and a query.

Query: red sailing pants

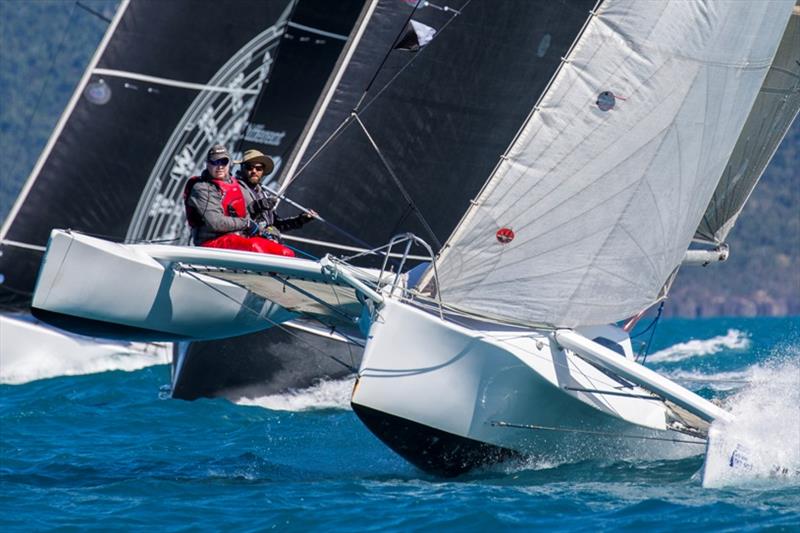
[200,234,295,257]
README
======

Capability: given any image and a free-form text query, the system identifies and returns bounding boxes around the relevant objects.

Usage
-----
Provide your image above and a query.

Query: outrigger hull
[351,299,707,475]
[31,230,296,341]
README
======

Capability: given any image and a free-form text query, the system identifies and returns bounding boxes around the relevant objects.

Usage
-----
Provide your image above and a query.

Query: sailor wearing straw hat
[236,149,317,239]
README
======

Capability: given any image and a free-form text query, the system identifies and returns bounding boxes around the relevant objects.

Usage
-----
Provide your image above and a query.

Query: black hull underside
[351,402,521,477]
[172,327,362,400]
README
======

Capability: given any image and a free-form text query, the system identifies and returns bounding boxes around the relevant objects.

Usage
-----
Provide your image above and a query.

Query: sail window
[84,80,111,105]
[596,90,615,111]
[537,34,551,58]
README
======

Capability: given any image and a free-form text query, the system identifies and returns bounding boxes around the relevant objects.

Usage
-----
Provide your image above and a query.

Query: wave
[665,368,754,392]
[646,329,750,363]
[0,315,170,384]
[702,353,800,488]
[1,343,170,385]
[236,377,355,412]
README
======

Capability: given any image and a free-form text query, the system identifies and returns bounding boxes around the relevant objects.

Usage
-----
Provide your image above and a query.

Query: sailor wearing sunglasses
[183,145,298,256]
[236,149,317,242]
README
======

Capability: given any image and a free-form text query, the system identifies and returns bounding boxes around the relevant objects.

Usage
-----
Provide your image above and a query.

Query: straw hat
[238,149,275,174]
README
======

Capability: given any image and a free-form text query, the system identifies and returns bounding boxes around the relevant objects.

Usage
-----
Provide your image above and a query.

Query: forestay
[428,0,795,328]
[695,4,800,244]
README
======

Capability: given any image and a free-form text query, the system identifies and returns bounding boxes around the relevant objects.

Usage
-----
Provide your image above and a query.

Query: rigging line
[353,114,442,249]
[353,0,426,111]
[490,421,706,445]
[631,303,663,340]
[276,112,355,195]
[276,0,462,193]
[180,267,357,373]
[0,284,34,297]
[356,0,470,114]
[281,234,429,261]
[638,301,664,364]
[75,1,112,23]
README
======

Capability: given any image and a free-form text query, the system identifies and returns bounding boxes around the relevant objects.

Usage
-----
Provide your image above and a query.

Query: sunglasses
[244,164,265,172]
[207,158,230,167]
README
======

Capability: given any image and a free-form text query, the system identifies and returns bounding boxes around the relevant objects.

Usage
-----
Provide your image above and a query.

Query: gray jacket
[185,172,257,245]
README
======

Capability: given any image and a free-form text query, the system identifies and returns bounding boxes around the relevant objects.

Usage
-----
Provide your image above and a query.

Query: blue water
[2,317,799,531]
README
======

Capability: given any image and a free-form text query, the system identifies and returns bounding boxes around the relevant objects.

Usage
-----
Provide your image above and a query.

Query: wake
[702,352,800,488]
[647,329,750,363]
[237,376,355,412]
[1,342,170,385]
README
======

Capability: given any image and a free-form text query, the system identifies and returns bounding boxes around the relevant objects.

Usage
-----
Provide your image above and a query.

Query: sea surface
[1,316,799,531]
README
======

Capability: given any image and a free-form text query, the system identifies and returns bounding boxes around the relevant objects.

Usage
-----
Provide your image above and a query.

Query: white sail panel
[696,4,800,244]
[431,0,795,327]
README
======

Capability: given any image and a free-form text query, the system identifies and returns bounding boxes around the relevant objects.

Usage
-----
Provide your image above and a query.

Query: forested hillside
[0,0,797,318]
[667,122,800,317]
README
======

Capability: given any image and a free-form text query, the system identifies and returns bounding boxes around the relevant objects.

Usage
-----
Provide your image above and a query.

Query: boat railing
[321,233,443,318]
[376,233,444,319]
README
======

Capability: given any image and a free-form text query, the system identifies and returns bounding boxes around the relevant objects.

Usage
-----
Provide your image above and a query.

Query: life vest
[184,175,247,228]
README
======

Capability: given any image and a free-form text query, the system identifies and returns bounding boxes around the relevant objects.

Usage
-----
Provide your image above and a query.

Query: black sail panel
[0,0,294,307]
[173,0,419,400]
[239,0,368,180]
[284,0,596,257]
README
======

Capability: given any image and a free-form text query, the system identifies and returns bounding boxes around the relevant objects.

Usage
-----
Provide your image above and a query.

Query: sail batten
[429,0,795,328]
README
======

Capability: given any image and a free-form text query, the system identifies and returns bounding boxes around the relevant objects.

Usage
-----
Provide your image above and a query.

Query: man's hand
[301,209,318,223]
[245,219,260,236]
[261,225,281,241]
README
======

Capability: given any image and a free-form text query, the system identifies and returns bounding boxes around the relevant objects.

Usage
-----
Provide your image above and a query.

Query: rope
[355,0,469,115]
[353,114,442,249]
[635,301,664,364]
[262,184,384,255]
[75,1,112,23]
[352,0,427,110]
[490,421,706,446]
[277,0,468,215]
[282,242,319,260]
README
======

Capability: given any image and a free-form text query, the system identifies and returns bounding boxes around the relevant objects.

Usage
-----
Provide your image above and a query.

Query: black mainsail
[0,0,295,308]
[172,0,409,400]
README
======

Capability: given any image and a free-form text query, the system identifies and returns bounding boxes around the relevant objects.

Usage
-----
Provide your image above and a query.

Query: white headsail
[427,0,795,327]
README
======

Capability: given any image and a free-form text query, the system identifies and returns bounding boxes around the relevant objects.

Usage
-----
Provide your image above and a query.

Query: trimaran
[0,0,371,396]
[21,0,800,484]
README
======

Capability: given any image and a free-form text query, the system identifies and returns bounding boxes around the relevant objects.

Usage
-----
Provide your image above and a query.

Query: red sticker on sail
[496,227,515,244]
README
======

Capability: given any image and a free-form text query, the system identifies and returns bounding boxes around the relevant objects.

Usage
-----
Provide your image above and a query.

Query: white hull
[0,313,170,384]
[351,299,705,475]
[32,230,296,341]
